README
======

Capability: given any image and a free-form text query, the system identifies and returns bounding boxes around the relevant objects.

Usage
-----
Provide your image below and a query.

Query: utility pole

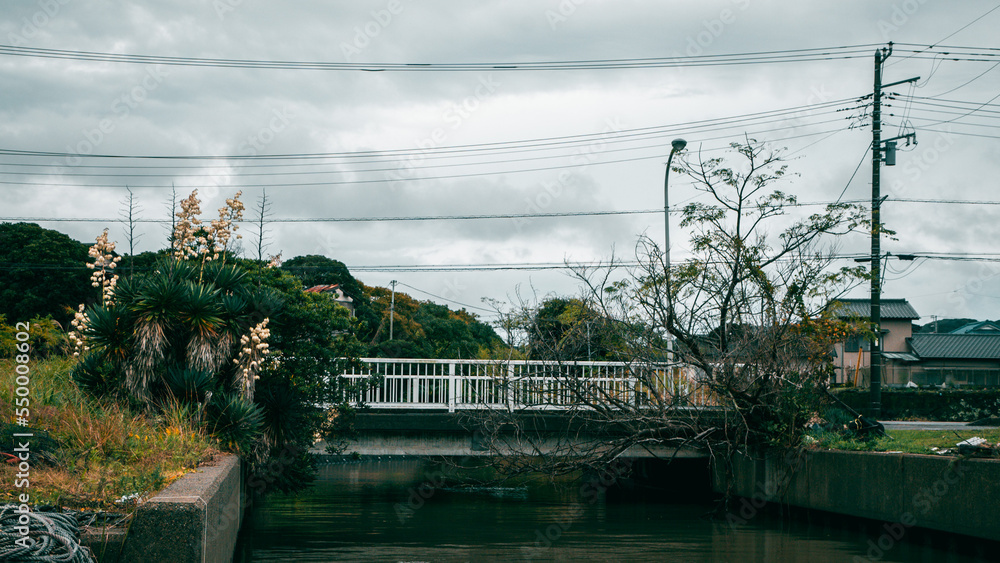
[389,280,397,340]
[870,45,886,419]
[869,42,918,418]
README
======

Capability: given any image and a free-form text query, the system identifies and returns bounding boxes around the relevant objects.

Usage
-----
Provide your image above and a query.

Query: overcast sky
[2,1,999,325]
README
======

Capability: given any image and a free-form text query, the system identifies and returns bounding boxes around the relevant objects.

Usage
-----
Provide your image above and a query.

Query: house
[902,333,1000,386]
[829,298,1000,387]
[304,284,355,317]
[829,298,920,385]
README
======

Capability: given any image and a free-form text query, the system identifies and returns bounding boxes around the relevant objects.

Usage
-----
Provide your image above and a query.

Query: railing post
[448,361,457,413]
[408,361,416,406]
[506,362,515,411]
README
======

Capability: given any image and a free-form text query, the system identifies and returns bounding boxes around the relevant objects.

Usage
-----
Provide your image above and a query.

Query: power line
[9,253,1000,275]
[927,62,1000,98]
[0,126,856,190]
[0,209,664,224]
[835,143,871,203]
[7,197,1000,225]
[0,111,856,182]
[920,128,1000,140]
[0,44,880,72]
[889,7,1000,66]
[0,98,858,165]
[394,282,494,313]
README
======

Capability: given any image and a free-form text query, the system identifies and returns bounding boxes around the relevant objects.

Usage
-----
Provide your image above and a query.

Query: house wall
[833,319,913,385]
[882,319,912,355]
[834,342,866,385]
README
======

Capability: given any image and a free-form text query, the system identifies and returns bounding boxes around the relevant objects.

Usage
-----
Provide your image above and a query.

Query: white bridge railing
[340,358,715,412]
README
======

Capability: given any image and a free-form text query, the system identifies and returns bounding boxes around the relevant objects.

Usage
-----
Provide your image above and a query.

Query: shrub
[0,315,68,359]
[205,392,265,455]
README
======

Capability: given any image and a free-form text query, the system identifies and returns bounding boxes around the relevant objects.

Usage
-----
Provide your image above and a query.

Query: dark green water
[233,458,986,562]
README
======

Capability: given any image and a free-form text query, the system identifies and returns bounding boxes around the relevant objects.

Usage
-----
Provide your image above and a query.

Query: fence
[339,358,715,412]
[886,366,1000,387]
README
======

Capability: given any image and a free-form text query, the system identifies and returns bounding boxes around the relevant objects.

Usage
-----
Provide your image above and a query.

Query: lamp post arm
[664,148,677,358]
[664,149,677,275]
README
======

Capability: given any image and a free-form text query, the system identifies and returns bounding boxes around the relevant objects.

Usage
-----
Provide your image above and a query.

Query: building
[304,284,355,317]
[897,332,1000,386]
[829,298,920,385]
[830,298,1000,387]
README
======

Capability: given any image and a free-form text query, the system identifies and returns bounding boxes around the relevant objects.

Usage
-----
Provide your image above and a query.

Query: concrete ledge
[111,454,243,563]
[714,449,1000,543]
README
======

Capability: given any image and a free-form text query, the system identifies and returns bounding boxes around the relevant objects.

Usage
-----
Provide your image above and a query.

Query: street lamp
[664,138,686,359]
[664,138,686,272]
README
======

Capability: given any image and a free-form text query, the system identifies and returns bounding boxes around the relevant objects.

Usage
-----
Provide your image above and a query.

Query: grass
[0,357,219,511]
[807,427,1000,455]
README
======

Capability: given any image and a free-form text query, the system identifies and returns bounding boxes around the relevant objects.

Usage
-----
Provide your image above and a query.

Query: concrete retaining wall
[86,454,244,563]
[713,450,1000,543]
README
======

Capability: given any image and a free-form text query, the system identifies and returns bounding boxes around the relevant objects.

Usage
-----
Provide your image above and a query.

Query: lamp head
[671,138,687,152]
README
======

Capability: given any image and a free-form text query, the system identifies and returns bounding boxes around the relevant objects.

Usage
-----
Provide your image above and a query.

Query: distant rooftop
[304,283,344,295]
[949,320,1000,335]
[828,298,920,320]
[909,333,1000,360]
[304,284,354,304]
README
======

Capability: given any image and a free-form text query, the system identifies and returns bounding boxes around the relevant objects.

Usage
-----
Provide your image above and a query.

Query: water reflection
[234,458,984,562]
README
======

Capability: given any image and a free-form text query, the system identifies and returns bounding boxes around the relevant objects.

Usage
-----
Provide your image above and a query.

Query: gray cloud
[1,1,999,322]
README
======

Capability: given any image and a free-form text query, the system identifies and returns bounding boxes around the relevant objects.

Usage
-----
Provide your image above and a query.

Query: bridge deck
[314,411,712,459]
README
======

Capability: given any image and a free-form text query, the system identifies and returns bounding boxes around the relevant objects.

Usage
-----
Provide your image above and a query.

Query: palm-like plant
[129,273,186,398]
[180,281,225,372]
[76,255,262,404]
[68,191,321,487]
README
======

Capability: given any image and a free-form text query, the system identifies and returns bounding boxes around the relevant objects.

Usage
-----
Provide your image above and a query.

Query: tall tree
[365,284,503,358]
[0,223,91,325]
[119,186,143,275]
[476,140,871,475]
[252,188,274,261]
[165,184,178,246]
[282,255,377,338]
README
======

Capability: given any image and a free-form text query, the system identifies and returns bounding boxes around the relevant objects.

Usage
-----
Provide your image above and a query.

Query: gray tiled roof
[909,334,1000,360]
[828,298,920,320]
[950,320,1000,334]
[882,351,920,362]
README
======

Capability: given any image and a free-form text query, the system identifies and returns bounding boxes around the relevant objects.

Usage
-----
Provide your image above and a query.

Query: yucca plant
[204,392,265,456]
[71,352,123,400]
[203,261,248,294]
[129,272,188,396]
[76,252,267,403]
[255,381,319,451]
[81,305,133,365]
[179,281,225,373]
[162,365,215,405]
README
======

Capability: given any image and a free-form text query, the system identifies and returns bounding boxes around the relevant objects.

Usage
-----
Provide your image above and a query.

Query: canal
[234,458,985,562]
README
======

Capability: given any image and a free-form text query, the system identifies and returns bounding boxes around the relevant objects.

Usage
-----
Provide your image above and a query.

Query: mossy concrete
[86,454,243,563]
[714,449,1000,543]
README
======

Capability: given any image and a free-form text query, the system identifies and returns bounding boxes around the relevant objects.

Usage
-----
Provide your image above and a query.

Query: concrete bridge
[311,358,714,458]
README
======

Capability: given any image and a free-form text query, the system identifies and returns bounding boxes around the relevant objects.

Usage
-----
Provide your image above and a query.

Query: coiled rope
[0,506,94,562]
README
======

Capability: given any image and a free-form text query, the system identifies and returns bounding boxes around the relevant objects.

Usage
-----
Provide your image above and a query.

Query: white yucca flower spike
[87,229,119,306]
